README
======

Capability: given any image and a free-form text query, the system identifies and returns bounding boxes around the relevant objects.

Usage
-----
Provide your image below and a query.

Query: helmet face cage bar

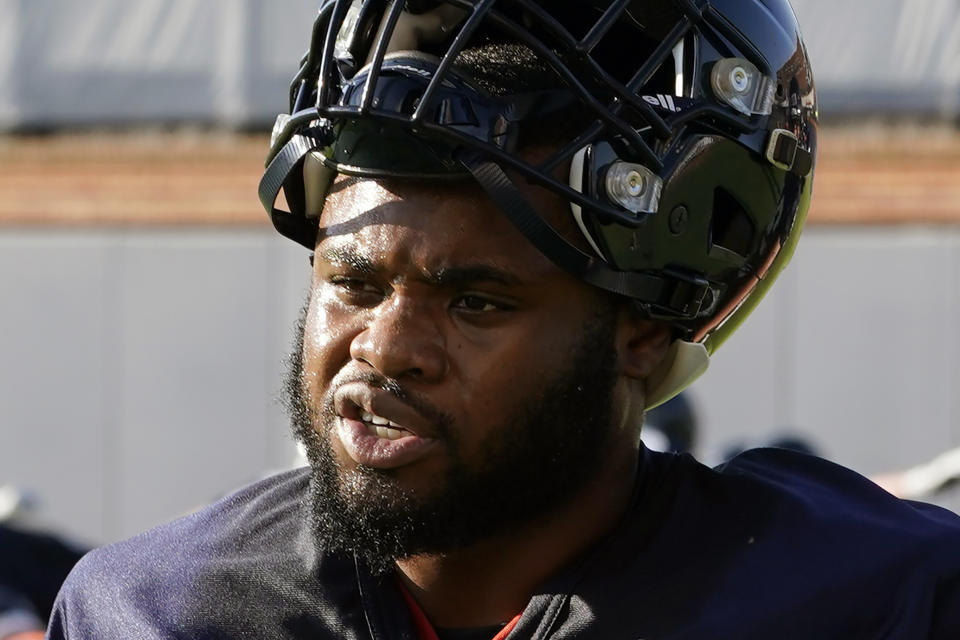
[261,0,817,406]
[282,0,774,156]
[270,0,794,216]
[284,0,685,162]
[307,0,674,228]
[288,3,657,222]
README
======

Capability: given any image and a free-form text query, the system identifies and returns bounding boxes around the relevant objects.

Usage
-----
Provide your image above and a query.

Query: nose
[350,294,447,382]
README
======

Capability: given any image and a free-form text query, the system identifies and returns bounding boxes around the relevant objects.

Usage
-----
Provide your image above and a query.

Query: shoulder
[715,447,960,538]
[640,446,960,560]
[608,448,960,637]
[48,468,314,638]
[79,466,312,572]
[716,448,960,633]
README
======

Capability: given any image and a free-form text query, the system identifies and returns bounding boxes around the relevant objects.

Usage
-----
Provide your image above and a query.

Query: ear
[616,315,672,381]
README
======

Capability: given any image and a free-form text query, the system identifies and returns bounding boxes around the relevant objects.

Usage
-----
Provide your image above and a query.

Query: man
[48,1,960,638]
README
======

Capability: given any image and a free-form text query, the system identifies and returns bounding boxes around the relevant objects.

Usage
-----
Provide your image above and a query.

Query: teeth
[369,425,405,440]
[358,411,407,439]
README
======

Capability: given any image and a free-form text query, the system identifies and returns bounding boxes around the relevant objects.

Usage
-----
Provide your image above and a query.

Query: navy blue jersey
[48,448,960,639]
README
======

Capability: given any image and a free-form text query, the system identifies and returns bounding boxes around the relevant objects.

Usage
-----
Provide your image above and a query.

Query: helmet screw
[668,205,688,235]
[625,170,645,197]
[730,66,749,93]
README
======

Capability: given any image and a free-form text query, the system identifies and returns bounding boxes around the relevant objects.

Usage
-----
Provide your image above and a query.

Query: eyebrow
[317,245,522,287]
[317,246,379,275]
[426,265,521,288]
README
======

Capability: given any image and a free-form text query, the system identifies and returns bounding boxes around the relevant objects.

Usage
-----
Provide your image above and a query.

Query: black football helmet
[260,0,817,407]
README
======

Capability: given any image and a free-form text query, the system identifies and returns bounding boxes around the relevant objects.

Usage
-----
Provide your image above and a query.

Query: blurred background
[1,0,960,554]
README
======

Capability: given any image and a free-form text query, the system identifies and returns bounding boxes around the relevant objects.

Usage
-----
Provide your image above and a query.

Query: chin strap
[464,159,712,319]
[259,130,327,249]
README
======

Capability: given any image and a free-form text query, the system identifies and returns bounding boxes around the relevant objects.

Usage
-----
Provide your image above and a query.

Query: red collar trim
[398,583,440,640]
[397,582,522,640]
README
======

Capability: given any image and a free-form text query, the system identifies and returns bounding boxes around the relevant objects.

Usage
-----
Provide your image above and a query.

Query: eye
[331,276,376,292]
[451,294,505,313]
[328,276,383,304]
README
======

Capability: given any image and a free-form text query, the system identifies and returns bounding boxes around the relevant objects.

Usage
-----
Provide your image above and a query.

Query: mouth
[335,387,428,436]
[332,383,439,469]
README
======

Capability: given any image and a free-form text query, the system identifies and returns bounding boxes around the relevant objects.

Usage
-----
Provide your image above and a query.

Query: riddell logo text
[642,94,680,112]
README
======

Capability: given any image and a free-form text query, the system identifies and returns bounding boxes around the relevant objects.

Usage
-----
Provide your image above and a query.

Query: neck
[395,446,639,629]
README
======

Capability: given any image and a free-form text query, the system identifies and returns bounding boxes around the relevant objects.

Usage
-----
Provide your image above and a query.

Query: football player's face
[289,173,663,566]
[301,176,624,493]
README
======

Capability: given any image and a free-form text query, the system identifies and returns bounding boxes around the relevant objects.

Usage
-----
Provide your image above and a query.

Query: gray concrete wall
[2,225,960,545]
[695,227,960,473]
[0,229,310,544]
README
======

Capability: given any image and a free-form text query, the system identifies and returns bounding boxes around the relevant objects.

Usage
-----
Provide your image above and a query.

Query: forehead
[316,176,564,276]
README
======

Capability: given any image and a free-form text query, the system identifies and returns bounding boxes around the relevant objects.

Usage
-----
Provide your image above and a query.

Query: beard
[283,299,622,575]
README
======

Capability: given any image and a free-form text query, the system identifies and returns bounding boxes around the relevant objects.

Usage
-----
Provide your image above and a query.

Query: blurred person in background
[872,446,960,501]
[0,489,84,640]
[46,1,960,638]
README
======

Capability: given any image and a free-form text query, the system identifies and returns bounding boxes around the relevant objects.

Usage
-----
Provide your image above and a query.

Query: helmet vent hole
[709,188,755,259]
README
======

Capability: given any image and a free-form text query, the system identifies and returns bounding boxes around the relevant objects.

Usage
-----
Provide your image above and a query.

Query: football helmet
[260,0,817,407]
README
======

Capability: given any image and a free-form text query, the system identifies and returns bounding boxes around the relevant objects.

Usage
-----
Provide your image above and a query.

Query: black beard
[283,300,621,575]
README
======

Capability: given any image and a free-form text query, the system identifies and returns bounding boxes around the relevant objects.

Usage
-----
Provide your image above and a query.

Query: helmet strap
[465,158,666,302]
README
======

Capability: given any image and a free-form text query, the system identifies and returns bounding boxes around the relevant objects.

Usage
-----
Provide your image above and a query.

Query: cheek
[462,322,571,381]
[448,327,567,421]
[303,289,354,396]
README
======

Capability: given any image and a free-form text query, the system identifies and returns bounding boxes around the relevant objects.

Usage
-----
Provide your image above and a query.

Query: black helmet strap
[465,157,712,319]
[259,130,325,249]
